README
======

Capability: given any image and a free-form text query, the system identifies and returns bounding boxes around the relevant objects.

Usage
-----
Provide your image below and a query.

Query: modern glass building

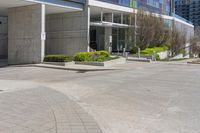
[89,0,194,52]
[0,0,194,64]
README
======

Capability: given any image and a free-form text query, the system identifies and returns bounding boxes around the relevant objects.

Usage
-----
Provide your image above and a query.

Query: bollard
[138,47,140,58]
[109,46,112,54]
[123,48,126,57]
[125,52,129,60]
[153,51,156,61]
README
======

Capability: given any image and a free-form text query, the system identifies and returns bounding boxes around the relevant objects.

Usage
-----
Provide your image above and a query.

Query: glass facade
[175,0,200,26]
[97,0,171,15]
[97,0,137,8]
[138,0,171,15]
[112,28,126,52]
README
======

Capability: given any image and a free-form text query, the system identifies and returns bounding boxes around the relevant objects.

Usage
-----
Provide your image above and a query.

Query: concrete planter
[43,61,75,66]
[127,57,151,63]
[132,55,152,59]
[75,57,126,67]
[157,51,168,60]
[188,60,200,64]
[170,54,183,60]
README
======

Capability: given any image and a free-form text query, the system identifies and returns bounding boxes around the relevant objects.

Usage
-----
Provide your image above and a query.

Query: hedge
[73,51,110,62]
[141,46,168,55]
[44,55,73,62]
[44,50,116,63]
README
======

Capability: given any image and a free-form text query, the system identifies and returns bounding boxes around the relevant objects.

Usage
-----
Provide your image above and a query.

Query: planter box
[157,51,168,60]
[188,61,200,64]
[75,57,126,67]
[132,55,152,59]
[187,59,200,64]
[170,54,183,60]
[43,61,74,66]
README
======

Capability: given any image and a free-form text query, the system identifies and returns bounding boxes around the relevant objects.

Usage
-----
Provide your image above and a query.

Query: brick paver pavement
[0,87,102,133]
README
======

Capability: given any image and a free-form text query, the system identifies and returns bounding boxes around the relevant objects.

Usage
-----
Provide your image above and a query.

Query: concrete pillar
[0,17,8,58]
[104,13,112,51]
[8,4,45,64]
[41,4,46,62]
[45,6,89,55]
[87,6,90,52]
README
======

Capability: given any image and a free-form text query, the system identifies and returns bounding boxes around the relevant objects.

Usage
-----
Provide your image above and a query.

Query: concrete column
[41,4,45,62]
[121,13,123,24]
[104,13,112,51]
[45,6,89,55]
[0,17,8,58]
[87,6,90,52]
[8,4,44,64]
[100,8,103,22]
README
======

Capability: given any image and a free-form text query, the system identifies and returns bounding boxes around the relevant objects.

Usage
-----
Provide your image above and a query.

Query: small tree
[190,35,200,57]
[136,9,155,49]
[129,9,171,50]
[128,9,190,57]
[170,27,187,56]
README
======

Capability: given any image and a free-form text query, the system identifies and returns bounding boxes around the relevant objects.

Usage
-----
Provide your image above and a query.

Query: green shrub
[74,51,110,62]
[179,49,186,56]
[130,47,138,54]
[141,46,168,55]
[64,56,73,62]
[99,50,109,57]
[156,54,160,60]
[73,52,93,62]
[44,55,72,62]
[107,56,119,60]
[97,56,105,62]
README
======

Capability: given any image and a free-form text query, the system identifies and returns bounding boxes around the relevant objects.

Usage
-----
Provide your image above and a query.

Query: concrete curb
[127,57,151,63]
[187,62,200,65]
[75,57,126,67]
[43,61,75,66]
[32,64,118,72]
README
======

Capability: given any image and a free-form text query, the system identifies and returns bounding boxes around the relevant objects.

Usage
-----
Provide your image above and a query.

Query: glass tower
[175,0,200,26]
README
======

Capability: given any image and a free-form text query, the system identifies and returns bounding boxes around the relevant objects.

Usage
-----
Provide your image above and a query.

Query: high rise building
[175,0,200,26]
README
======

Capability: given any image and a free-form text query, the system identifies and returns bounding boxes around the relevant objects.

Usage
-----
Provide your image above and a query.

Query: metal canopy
[90,21,132,28]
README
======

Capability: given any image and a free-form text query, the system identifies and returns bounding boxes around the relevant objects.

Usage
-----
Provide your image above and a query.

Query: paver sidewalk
[0,87,102,133]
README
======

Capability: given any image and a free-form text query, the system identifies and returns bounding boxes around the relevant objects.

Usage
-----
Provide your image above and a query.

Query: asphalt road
[0,62,200,133]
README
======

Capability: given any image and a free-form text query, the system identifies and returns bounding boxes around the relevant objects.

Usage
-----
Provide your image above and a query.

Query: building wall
[195,26,200,37]
[0,17,7,58]
[174,19,194,42]
[8,4,43,64]
[45,7,89,56]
